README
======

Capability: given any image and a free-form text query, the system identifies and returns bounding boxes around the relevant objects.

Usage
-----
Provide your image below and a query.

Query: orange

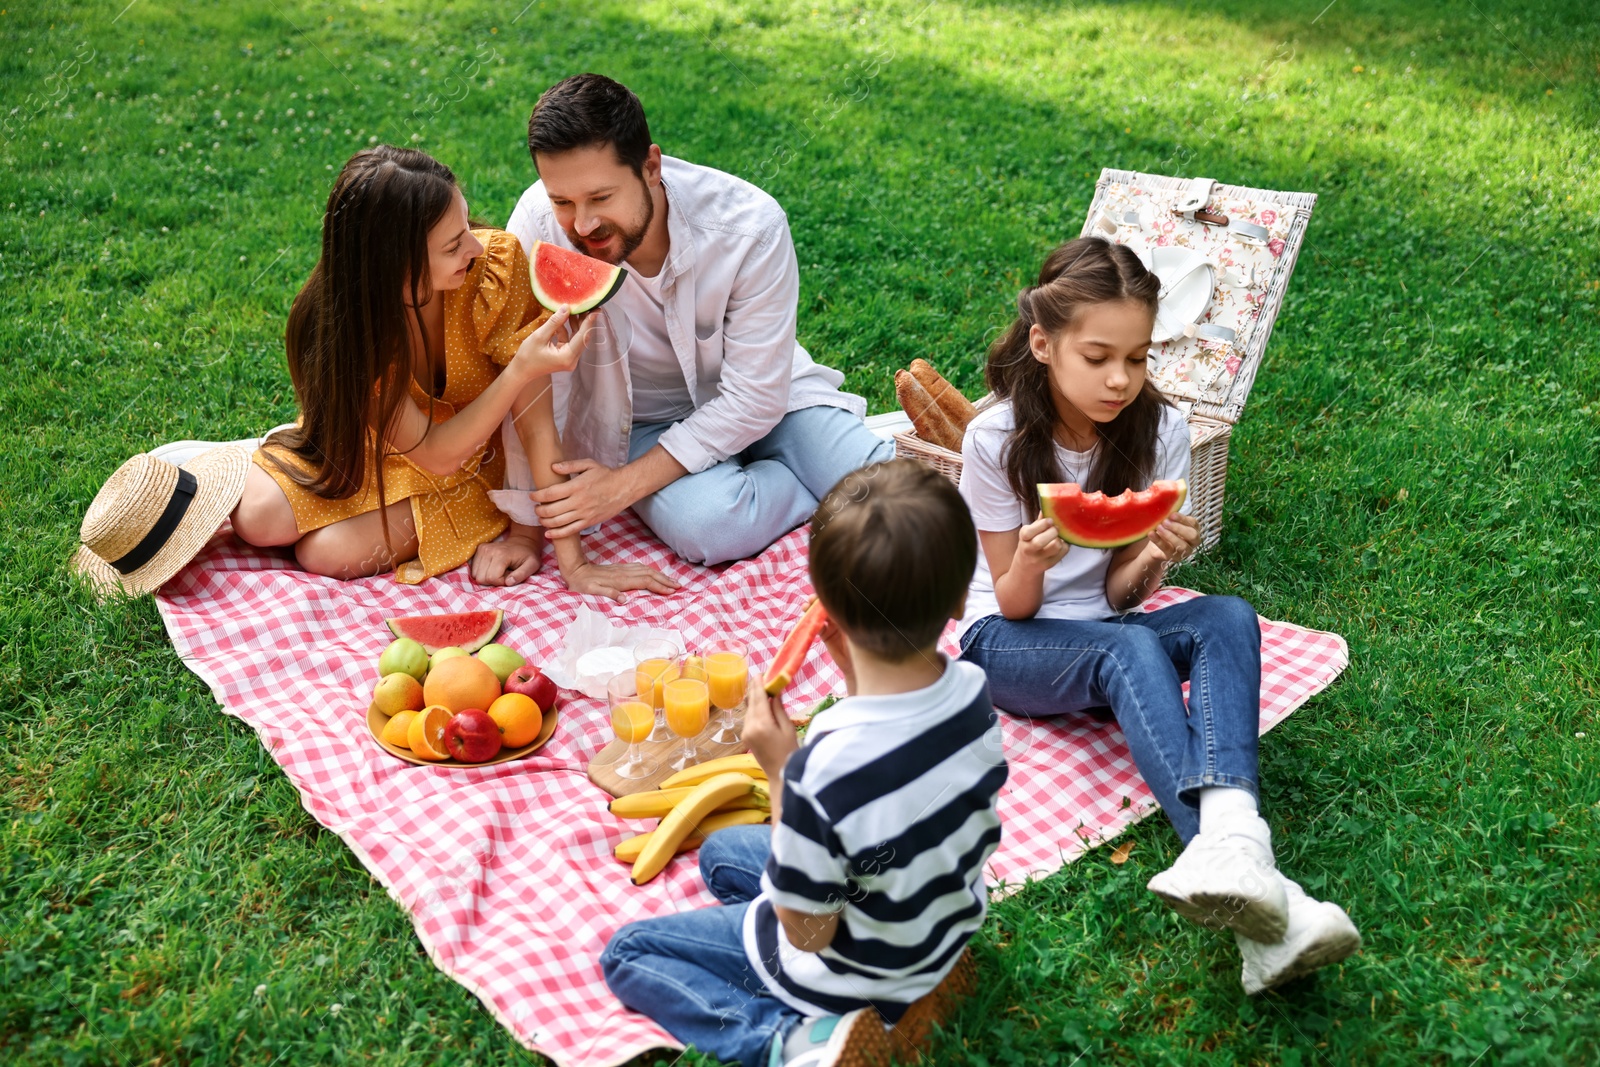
[381,709,418,748]
[487,692,542,748]
[422,655,500,713]
[407,705,452,760]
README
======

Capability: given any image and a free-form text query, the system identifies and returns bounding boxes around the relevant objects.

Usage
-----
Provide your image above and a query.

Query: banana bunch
[608,754,772,884]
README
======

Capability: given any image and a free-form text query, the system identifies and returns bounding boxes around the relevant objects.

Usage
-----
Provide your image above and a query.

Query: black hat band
[109,468,198,574]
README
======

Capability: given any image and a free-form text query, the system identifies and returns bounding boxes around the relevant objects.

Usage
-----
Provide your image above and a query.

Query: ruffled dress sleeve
[470,230,552,367]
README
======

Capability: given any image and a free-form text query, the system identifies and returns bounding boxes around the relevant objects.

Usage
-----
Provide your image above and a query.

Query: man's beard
[565,178,654,266]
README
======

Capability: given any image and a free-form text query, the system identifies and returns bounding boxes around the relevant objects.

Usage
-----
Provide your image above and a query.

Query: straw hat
[71,445,253,597]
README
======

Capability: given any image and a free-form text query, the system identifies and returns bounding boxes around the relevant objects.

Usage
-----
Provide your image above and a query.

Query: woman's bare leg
[231,465,301,547]
[294,500,419,580]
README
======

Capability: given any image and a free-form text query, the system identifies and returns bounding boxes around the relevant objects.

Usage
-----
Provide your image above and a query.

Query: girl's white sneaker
[1146,826,1290,943]
[1236,876,1361,994]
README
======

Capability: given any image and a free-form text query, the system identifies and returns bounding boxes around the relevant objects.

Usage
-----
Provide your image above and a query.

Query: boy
[602,460,1008,1067]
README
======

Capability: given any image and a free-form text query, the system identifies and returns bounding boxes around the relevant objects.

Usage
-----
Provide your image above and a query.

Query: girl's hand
[559,557,679,604]
[469,529,544,586]
[1145,512,1200,565]
[1013,515,1069,574]
[509,307,593,381]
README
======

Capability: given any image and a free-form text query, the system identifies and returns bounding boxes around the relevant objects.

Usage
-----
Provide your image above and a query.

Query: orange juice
[636,658,671,708]
[611,700,655,745]
[663,678,709,737]
[663,656,708,686]
[706,652,748,710]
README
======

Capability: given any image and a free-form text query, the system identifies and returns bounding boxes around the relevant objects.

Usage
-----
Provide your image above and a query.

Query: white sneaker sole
[1241,911,1362,995]
[1147,874,1290,944]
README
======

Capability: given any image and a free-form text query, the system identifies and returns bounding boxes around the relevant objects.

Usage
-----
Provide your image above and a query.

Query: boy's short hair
[527,73,653,176]
[809,460,978,662]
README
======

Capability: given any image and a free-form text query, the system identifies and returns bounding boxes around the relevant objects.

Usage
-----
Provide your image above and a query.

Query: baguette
[895,370,964,452]
[909,358,978,433]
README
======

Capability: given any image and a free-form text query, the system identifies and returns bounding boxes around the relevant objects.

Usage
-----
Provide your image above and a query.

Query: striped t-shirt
[742,658,1007,1021]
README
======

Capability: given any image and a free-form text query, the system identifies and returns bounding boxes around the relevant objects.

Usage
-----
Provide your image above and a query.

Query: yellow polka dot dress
[253,230,550,584]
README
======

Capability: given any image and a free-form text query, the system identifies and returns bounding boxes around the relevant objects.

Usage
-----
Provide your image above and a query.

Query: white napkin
[544,605,685,699]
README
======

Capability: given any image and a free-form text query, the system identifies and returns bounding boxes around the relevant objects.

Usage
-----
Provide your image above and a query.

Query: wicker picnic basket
[895,168,1316,555]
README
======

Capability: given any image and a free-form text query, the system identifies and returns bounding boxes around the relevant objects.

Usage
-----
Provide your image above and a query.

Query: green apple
[475,643,526,684]
[430,646,469,673]
[377,637,428,682]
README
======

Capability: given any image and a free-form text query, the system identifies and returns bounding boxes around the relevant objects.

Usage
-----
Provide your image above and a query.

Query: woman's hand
[559,556,680,604]
[469,528,544,586]
[508,307,594,383]
[1144,512,1200,566]
[1012,515,1069,574]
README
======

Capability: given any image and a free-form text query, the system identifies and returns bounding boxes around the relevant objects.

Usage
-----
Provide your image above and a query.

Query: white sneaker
[148,424,294,467]
[1236,876,1362,994]
[1146,827,1289,943]
[771,1008,890,1067]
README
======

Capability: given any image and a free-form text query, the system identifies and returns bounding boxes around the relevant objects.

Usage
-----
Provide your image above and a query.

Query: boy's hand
[1144,512,1200,565]
[742,674,799,783]
[1013,515,1069,573]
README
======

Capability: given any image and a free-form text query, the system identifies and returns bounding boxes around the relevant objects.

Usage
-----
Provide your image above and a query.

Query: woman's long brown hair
[984,236,1169,517]
[262,146,459,535]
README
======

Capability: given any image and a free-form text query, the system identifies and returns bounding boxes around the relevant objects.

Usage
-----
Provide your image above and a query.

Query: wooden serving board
[587,707,748,798]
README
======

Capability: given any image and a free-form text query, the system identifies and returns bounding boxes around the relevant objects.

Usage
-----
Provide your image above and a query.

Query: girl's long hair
[263,146,459,521]
[984,236,1169,516]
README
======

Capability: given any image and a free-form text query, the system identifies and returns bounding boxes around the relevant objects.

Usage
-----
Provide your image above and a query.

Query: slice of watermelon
[1038,479,1187,549]
[385,610,504,654]
[529,240,627,314]
[762,599,829,696]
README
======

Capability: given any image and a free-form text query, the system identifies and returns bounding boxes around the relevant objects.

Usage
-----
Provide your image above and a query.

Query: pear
[377,638,428,682]
[475,643,527,684]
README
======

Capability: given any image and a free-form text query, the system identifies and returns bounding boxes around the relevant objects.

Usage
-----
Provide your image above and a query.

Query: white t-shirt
[955,400,1192,638]
[614,266,695,425]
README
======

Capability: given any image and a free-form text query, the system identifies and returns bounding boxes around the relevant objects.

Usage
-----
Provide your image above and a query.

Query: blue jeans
[958,595,1262,844]
[601,827,798,1067]
[628,406,895,565]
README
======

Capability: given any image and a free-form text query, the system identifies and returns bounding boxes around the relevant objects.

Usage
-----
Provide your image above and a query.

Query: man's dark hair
[527,73,652,176]
[809,460,978,663]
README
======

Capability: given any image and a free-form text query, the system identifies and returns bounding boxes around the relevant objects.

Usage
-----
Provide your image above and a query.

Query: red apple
[443,709,503,763]
[504,664,558,712]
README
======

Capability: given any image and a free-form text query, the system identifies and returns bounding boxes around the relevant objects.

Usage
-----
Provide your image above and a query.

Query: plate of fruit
[365,611,560,766]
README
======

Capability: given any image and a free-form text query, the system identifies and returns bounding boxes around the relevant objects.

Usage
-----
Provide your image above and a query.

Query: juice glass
[606,672,656,780]
[633,638,677,742]
[703,639,749,744]
[662,666,710,772]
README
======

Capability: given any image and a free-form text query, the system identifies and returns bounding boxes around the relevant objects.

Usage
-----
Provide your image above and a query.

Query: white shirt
[613,267,693,424]
[503,156,865,476]
[956,400,1192,637]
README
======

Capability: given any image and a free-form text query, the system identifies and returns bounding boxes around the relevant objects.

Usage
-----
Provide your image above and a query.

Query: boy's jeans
[627,406,894,565]
[959,594,1262,843]
[601,826,798,1067]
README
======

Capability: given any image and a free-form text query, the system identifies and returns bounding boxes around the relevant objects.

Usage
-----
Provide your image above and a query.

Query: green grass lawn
[4,0,1598,1062]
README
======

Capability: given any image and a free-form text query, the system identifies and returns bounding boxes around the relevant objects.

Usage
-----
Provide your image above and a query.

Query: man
[500,73,893,566]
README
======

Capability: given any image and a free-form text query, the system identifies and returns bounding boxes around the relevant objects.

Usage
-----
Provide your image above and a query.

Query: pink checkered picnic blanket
[156,513,1348,1067]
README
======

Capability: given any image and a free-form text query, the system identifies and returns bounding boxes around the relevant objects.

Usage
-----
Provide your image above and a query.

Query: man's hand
[469,530,544,586]
[532,459,633,538]
[742,675,799,784]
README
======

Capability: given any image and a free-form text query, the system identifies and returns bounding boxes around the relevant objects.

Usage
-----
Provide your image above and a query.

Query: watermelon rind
[1038,479,1187,549]
[529,240,628,315]
[385,610,504,654]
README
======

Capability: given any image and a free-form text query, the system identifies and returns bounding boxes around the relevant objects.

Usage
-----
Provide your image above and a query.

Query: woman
[231,146,675,599]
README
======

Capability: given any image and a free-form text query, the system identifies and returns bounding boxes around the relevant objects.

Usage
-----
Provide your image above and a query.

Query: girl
[230,146,675,599]
[957,236,1359,994]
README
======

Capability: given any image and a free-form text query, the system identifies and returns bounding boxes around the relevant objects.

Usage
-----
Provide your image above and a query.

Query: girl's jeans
[959,595,1262,843]
[600,826,799,1067]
